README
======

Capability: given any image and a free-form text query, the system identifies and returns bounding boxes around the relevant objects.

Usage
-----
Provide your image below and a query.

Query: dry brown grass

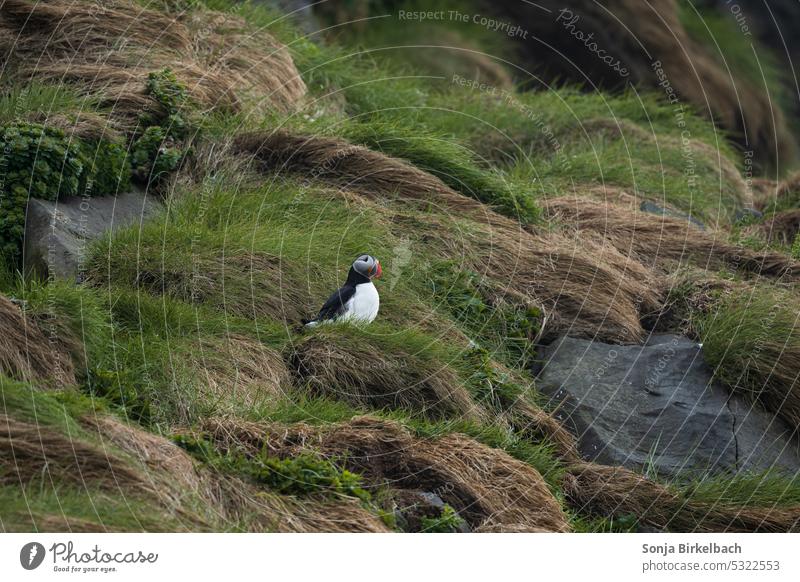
[0,295,75,386]
[0,414,147,491]
[762,210,800,246]
[183,10,306,115]
[202,415,571,532]
[565,461,800,532]
[449,216,662,343]
[0,0,306,128]
[186,334,290,408]
[78,415,390,532]
[287,333,484,421]
[233,131,489,215]
[215,476,392,533]
[544,196,799,281]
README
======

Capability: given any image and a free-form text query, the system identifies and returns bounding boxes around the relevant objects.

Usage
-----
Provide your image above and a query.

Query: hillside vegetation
[1,0,800,532]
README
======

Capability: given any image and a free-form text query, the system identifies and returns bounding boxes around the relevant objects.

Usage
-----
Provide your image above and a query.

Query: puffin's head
[352,254,382,279]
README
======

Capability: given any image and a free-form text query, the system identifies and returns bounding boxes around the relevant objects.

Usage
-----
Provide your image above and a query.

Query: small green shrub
[0,122,129,263]
[1,122,85,201]
[240,454,372,502]
[173,433,372,502]
[130,126,183,182]
[85,367,151,424]
[130,69,191,184]
[420,504,465,533]
[143,68,189,132]
[429,261,543,366]
[80,140,132,196]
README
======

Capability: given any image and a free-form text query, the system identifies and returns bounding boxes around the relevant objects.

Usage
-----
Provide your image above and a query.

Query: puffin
[303,254,382,327]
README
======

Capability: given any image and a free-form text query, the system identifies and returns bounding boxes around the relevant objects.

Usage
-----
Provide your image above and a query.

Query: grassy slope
[2,0,799,532]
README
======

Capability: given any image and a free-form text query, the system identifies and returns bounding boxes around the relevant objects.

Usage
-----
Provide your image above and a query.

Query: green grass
[4,0,797,533]
[0,82,99,125]
[698,287,800,400]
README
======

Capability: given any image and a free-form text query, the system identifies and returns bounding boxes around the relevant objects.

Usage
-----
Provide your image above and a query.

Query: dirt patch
[202,415,571,532]
[0,295,75,386]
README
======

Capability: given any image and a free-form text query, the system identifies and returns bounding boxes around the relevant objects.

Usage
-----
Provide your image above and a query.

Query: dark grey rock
[537,334,800,478]
[734,207,763,223]
[24,189,162,281]
[640,200,706,230]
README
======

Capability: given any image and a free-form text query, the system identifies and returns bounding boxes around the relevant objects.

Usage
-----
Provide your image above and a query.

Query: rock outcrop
[24,189,161,281]
[537,334,800,477]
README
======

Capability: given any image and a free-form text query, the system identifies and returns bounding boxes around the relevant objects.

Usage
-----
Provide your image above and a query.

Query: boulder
[24,189,161,282]
[537,334,800,477]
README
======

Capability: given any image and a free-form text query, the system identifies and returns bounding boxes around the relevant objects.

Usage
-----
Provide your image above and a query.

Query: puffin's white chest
[342,282,379,323]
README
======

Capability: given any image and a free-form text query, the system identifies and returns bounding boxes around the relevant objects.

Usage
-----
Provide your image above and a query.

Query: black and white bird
[303,254,382,327]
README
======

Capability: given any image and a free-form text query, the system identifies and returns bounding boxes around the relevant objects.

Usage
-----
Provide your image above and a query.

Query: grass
[698,287,800,426]
[678,3,791,121]
[2,0,799,533]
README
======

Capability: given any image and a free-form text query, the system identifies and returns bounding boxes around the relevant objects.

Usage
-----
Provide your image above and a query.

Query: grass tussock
[0,295,75,386]
[233,131,490,215]
[201,415,570,532]
[699,288,800,428]
[187,334,290,408]
[0,0,306,128]
[545,196,799,281]
[565,461,800,533]
[287,327,484,422]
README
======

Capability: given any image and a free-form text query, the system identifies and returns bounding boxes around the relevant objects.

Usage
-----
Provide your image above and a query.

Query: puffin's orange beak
[373,261,382,279]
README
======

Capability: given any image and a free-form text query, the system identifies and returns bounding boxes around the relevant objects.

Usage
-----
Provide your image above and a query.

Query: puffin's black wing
[312,284,355,323]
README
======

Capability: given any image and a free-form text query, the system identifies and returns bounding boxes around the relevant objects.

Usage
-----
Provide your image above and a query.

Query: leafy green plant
[420,504,466,533]
[465,347,524,410]
[173,433,372,502]
[80,140,132,196]
[1,123,76,262]
[130,68,191,184]
[241,454,372,502]
[0,121,132,263]
[130,126,183,182]
[429,261,543,366]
